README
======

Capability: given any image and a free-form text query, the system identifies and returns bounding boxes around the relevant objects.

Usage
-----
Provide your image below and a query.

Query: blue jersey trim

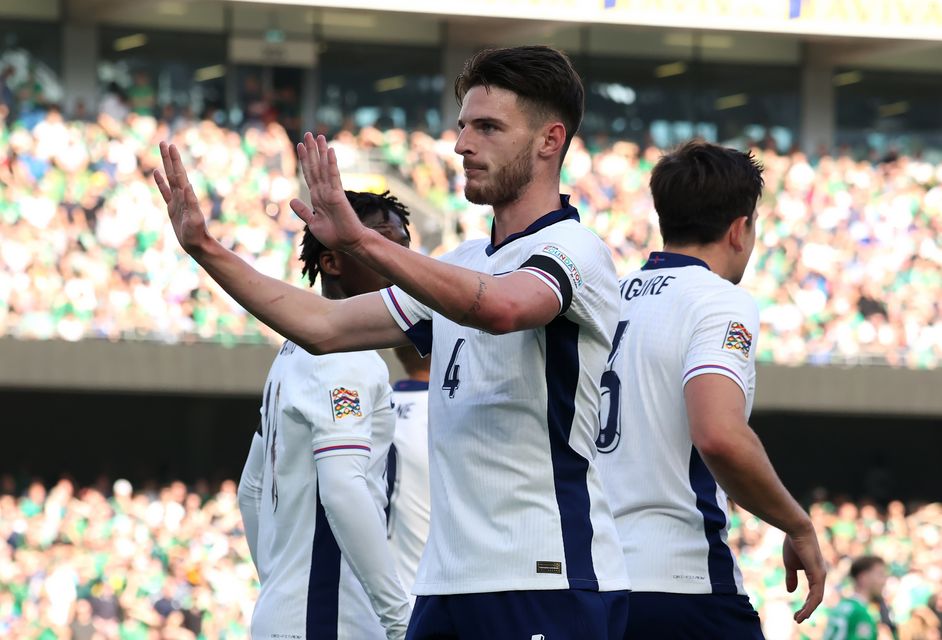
[307,491,341,638]
[405,320,433,358]
[545,316,599,590]
[393,379,430,392]
[688,446,738,594]
[641,252,711,271]
[485,195,580,256]
[385,443,398,525]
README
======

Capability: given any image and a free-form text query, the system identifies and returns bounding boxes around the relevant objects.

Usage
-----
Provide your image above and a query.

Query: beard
[464,142,534,207]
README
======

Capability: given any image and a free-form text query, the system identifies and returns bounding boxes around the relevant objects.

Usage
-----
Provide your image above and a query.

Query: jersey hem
[625,579,747,596]
[412,576,631,595]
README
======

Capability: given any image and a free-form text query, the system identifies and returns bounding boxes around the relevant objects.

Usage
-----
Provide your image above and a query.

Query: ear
[536,121,567,160]
[319,249,342,277]
[728,215,750,253]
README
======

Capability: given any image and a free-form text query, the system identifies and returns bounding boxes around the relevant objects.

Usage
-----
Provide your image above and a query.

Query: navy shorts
[406,589,630,640]
[624,592,764,640]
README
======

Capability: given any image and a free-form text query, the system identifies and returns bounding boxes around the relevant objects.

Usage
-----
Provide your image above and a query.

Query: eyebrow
[457,116,507,130]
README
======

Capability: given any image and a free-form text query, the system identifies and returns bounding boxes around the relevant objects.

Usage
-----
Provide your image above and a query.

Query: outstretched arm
[153,143,406,353]
[291,134,562,334]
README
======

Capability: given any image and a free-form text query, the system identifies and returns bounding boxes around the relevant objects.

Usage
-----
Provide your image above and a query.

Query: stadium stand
[3,2,942,638]
[3,476,941,639]
[2,103,941,368]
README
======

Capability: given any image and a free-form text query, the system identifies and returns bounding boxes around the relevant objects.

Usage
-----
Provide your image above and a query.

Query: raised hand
[290,132,366,252]
[784,530,826,623]
[154,142,210,256]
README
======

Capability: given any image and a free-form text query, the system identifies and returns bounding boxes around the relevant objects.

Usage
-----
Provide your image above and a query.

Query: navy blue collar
[393,379,429,392]
[485,195,580,256]
[641,251,711,271]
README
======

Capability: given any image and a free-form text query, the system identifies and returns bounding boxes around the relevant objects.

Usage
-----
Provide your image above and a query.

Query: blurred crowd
[1,96,941,366]
[0,477,256,639]
[732,498,942,640]
[4,475,942,639]
[0,104,300,345]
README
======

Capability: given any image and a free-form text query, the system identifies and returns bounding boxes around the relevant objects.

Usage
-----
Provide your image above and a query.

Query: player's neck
[320,280,345,300]
[662,243,735,282]
[852,589,873,604]
[490,176,563,246]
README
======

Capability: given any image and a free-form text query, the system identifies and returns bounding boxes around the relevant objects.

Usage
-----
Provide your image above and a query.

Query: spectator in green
[127,71,156,116]
[824,556,891,640]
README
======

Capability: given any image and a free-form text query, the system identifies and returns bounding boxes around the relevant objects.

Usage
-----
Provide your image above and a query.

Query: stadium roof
[236,0,942,42]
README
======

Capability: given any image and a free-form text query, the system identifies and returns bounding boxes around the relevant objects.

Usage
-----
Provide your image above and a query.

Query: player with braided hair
[300,191,412,293]
[237,189,413,640]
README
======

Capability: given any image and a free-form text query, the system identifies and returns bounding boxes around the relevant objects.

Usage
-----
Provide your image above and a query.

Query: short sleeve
[381,286,433,357]
[301,374,375,461]
[517,229,618,324]
[682,289,759,400]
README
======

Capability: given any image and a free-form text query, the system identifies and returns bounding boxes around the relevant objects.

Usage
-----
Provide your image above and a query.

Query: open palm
[290,132,365,252]
[154,142,209,255]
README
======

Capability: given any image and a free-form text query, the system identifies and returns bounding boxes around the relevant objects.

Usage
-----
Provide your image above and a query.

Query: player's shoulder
[295,347,388,385]
[534,217,607,250]
[837,597,864,614]
[707,282,757,316]
[441,238,489,265]
[527,220,614,282]
[617,267,645,287]
[684,272,757,315]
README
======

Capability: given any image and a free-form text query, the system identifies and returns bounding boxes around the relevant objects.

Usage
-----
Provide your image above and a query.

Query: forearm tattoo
[459,276,487,324]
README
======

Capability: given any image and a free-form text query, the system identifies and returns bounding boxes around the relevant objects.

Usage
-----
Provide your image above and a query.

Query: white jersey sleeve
[237,430,264,568]
[516,242,585,315]
[298,373,376,461]
[317,454,410,640]
[516,236,617,334]
[381,286,433,357]
[682,289,760,400]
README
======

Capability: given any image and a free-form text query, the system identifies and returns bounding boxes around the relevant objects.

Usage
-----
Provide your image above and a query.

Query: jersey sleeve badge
[722,321,753,358]
[541,245,583,289]
[331,387,363,421]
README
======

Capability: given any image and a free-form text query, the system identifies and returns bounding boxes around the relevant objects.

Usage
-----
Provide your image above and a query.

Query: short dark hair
[300,191,411,287]
[454,45,584,158]
[850,556,885,581]
[649,140,765,246]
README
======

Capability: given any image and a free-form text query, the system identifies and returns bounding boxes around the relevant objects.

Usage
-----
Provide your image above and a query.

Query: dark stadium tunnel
[1,388,259,488]
[752,411,942,505]
[2,387,942,505]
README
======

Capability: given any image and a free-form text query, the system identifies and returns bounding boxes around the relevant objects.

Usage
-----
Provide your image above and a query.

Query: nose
[454,127,472,156]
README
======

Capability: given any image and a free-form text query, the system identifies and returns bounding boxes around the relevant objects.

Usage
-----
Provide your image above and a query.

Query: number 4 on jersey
[442,338,466,399]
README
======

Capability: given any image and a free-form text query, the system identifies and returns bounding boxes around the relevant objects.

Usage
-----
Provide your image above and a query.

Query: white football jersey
[595,252,759,596]
[380,197,630,595]
[251,341,396,639]
[387,379,431,603]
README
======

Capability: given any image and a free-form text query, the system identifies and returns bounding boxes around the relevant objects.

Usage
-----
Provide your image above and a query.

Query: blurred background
[1,0,941,638]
